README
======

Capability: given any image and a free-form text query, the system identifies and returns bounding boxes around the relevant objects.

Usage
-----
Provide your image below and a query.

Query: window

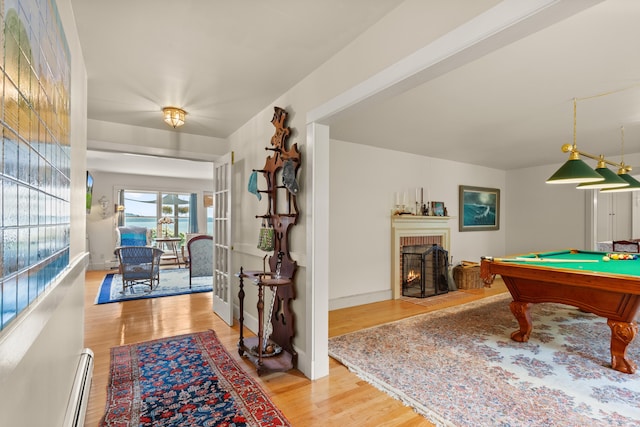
[204,191,213,235]
[122,191,194,246]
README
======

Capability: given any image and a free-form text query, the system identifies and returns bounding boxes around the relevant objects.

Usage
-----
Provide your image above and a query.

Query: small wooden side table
[154,237,182,268]
[237,268,297,375]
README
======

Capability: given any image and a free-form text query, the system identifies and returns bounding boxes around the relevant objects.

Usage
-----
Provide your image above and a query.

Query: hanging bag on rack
[257,219,275,252]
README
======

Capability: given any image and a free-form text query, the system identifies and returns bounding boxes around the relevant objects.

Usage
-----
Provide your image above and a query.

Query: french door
[212,152,233,325]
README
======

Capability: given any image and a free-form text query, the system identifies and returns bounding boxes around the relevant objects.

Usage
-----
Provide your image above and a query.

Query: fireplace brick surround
[391,215,452,299]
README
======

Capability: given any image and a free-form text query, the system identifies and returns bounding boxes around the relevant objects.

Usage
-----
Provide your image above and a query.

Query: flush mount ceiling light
[162,107,186,128]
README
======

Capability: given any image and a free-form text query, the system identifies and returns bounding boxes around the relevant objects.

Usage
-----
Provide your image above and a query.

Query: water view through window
[123,191,198,246]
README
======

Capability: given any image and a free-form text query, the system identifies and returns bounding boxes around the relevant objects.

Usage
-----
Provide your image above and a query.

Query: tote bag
[257,220,275,252]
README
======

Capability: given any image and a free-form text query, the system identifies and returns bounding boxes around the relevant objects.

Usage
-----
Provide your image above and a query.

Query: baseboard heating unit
[63,348,94,427]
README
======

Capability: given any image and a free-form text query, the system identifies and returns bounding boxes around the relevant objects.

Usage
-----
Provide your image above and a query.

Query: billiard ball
[603,256,610,262]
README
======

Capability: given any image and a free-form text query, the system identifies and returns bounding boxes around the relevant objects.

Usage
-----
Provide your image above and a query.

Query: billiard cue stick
[482,256,599,263]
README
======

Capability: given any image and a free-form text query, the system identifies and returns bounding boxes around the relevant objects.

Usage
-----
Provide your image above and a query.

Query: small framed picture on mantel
[459,185,500,231]
[431,201,445,216]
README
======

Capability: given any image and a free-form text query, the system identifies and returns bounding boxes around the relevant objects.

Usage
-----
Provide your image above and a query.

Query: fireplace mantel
[391,215,452,299]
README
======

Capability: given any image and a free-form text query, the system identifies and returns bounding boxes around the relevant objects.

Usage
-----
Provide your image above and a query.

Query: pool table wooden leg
[607,319,638,374]
[509,301,533,342]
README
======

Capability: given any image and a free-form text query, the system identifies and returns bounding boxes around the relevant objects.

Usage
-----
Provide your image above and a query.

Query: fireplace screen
[402,244,449,298]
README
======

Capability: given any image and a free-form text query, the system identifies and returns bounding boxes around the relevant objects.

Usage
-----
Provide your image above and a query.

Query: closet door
[614,192,632,240]
[597,192,632,241]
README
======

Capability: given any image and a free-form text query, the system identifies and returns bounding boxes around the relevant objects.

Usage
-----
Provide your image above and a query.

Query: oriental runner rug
[329,293,640,427]
[95,268,212,304]
[100,330,290,427]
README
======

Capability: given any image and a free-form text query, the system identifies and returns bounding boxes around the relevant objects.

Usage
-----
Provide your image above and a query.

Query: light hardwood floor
[83,269,507,426]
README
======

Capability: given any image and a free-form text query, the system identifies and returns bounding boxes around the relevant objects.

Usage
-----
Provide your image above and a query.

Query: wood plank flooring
[83,269,506,426]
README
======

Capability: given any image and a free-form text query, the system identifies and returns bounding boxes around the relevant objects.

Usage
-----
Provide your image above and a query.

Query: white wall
[328,140,506,308]
[327,141,640,310]
[86,170,214,270]
[0,0,89,425]
[507,163,594,255]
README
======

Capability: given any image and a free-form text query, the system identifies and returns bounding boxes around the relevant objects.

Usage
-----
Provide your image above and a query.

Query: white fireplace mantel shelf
[392,215,455,222]
[391,215,453,299]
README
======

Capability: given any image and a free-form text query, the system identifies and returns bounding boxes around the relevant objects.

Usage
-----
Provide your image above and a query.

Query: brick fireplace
[401,242,449,298]
[391,215,451,299]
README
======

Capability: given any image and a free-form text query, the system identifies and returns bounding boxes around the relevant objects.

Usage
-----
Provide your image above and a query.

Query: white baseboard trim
[329,289,392,311]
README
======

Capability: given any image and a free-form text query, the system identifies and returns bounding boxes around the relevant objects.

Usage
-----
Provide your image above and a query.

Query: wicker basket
[453,261,483,289]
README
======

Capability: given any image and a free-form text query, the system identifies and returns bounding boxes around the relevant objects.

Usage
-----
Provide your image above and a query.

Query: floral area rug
[101,330,291,427]
[329,293,640,427]
[95,268,212,304]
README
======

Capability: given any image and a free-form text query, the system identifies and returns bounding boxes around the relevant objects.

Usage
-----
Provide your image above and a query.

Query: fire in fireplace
[402,244,449,298]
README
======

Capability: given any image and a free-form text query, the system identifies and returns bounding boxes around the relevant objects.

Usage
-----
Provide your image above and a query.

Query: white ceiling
[74,0,404,137]
[328,0,640,170]
[77,0,640,176]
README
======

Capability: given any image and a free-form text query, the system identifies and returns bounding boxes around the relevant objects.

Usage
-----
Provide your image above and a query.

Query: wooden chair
[115,246,164,292]
[181,233,207,267]
[187,235,213,288]
[612,240,640,253]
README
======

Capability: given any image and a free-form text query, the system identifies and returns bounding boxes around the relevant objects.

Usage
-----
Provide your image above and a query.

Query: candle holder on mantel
[393,204,408,216]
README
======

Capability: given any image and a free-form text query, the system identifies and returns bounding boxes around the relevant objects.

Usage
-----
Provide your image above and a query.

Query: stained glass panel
[0,0,70,331]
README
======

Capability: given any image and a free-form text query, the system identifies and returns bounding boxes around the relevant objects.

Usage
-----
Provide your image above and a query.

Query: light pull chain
[620,126,625,165]
[573,98,577,149]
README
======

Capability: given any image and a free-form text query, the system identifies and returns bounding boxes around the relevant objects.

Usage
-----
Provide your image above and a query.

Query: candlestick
[420,187,424,205]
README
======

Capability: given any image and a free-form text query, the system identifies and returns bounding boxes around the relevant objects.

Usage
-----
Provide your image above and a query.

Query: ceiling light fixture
[600,126,640,193]
[600,170,640,192]
[546,99,604,184]
[575,156,629,190]
[162,107,186,128]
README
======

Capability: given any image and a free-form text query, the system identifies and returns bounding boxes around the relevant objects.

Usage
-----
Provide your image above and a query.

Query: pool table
[480,249,640,374]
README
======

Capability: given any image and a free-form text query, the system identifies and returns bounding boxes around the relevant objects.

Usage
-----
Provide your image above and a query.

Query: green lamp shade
[600,173,640,192]
[546,158,605,184]
[576,167,630,189]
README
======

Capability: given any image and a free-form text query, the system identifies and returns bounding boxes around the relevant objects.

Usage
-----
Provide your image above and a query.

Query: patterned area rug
[329,294,640,427]
[101,330,291,427]
[95,268,212,304]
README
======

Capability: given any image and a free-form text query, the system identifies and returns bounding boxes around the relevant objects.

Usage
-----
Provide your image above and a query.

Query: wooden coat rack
[237,106,300,375]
